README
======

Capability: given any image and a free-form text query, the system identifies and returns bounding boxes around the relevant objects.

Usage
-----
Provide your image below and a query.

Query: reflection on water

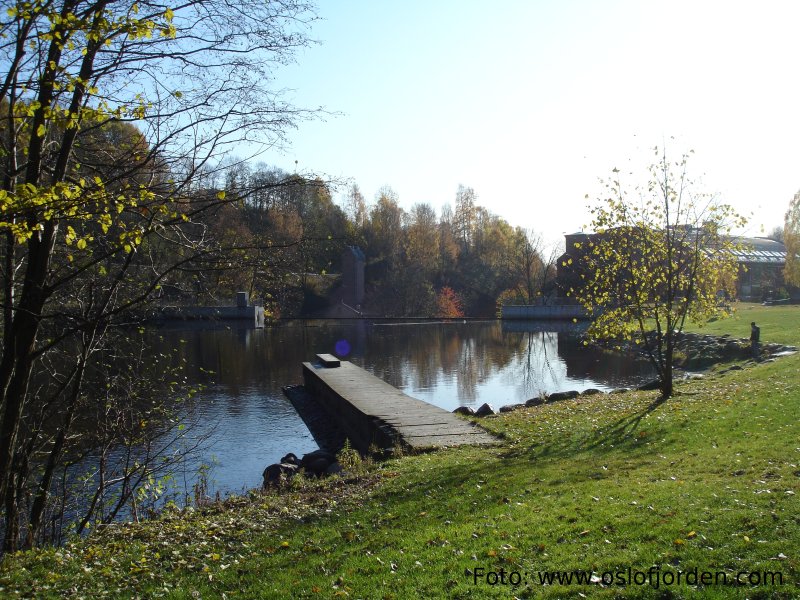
[149,320,654,493]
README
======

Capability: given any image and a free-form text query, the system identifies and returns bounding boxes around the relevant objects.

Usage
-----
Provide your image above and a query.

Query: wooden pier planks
[302,360,496,452]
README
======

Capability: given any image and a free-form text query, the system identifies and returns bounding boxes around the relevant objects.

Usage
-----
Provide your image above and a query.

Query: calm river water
[145,319,655,496]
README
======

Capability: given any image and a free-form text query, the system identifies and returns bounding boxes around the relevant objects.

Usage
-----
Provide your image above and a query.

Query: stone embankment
[671,331,796,369]
[454,332,797,418]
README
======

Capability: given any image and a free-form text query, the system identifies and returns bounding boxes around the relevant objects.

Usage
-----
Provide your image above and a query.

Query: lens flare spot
[335,339,351,357]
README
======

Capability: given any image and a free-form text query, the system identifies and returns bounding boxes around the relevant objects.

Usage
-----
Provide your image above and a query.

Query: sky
[255,0,800,248]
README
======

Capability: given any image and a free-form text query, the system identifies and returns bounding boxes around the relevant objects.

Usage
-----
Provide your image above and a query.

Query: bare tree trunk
[25,363,85,548]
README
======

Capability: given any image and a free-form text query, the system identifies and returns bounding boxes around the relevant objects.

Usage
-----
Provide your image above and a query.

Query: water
[143,319,655,495]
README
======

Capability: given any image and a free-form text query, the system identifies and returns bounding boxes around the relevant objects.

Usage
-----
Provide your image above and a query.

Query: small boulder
[580,388,603,396]
[280,452,299,465]
[525,397,545,407]
[474,403,496,417]
[262,462,299,487]
[453,406,475,416]
[609,388,629,394]
[499,403,524,413]
[303,457,332,476]
[300,450,336,475]
[547,390,580,402]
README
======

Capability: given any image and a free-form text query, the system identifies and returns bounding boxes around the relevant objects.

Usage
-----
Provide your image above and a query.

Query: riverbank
[1,305,798,598]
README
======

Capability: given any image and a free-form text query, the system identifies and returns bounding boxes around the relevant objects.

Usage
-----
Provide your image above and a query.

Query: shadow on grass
[504,393,672,463]
[579,393,669,453]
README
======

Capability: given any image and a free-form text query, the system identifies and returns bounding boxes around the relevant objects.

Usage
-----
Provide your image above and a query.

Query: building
[727,236,788,300]
[556,231,796,302]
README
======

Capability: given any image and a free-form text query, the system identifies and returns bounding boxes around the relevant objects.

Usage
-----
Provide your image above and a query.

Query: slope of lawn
[1,305,798,599]
[688,302,799,346]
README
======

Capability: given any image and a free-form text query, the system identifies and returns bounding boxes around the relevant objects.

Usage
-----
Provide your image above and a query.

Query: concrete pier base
[300,357,496,453]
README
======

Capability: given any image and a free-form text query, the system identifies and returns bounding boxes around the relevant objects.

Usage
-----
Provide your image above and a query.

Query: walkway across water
[299,354,497,453]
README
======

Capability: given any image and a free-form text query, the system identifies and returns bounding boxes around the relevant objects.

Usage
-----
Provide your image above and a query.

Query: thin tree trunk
[25,361,85,548]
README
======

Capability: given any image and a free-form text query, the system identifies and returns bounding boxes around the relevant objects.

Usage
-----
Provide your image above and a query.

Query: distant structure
[341,246,365,310]
[306,246,366,318]
[729,236,791,301]
[157,292,265,327]
[556,231,797,302]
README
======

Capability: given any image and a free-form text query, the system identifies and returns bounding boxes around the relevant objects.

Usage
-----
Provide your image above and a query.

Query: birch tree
[572,148,745,397]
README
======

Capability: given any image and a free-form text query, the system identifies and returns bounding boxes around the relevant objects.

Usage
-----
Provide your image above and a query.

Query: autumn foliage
[573,148,746,397]
[435,286,464,318]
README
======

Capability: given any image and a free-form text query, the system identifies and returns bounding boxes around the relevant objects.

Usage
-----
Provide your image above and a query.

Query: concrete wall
[501,304,589,320]
[302,362,396,452]
[158,304,265,328]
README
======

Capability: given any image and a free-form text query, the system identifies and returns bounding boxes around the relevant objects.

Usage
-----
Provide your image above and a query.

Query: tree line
[196,165,560,319]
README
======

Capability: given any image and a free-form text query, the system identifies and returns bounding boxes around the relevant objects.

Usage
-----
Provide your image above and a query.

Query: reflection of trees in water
[148,322,370,403]
[144,320,653,409]
[556,334,655,385]
[514,331,563,399]
[362,322,525,403]
[456,337,479,403]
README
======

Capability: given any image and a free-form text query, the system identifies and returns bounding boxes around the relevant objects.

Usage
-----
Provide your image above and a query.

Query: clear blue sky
[255,0,800,247]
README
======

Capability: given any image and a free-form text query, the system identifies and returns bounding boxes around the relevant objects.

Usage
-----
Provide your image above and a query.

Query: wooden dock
[300,354,497,453]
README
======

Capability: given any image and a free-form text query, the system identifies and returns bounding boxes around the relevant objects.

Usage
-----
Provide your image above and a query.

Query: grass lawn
[1,305,798,599]
[688,302,799,346]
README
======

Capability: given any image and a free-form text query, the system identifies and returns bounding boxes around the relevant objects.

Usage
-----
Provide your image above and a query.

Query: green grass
[688,302,799,346]
[1,305,798,598]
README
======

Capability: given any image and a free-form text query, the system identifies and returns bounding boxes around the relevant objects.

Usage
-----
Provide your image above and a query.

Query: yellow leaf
[216,190,226,200]
[36,124,46,137]
[76,238,86,250]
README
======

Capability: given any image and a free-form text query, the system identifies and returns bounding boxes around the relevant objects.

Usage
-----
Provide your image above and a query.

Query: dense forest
[182,162,561,318]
